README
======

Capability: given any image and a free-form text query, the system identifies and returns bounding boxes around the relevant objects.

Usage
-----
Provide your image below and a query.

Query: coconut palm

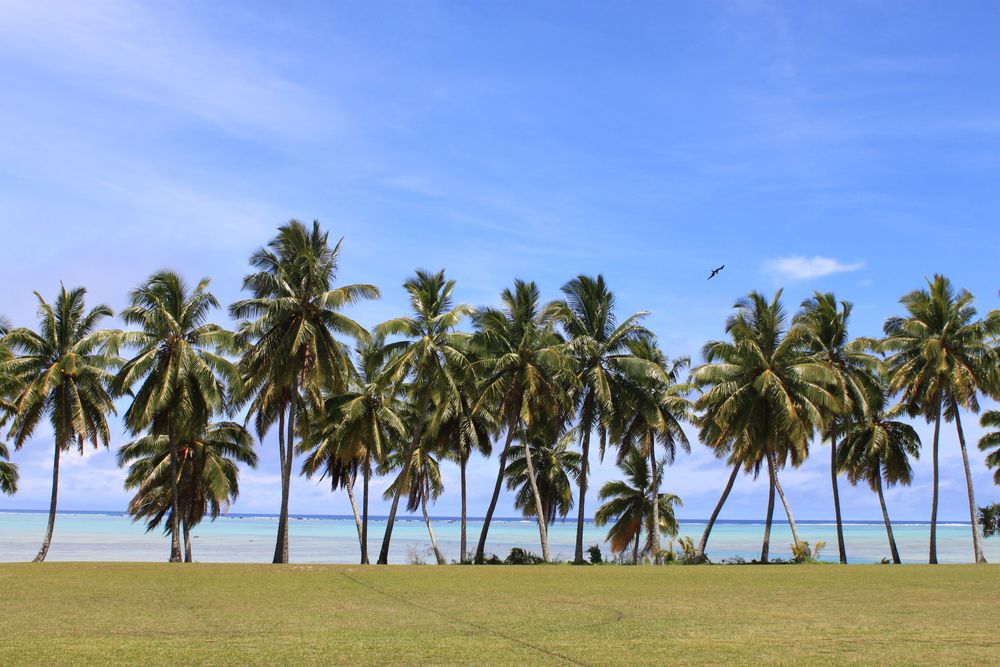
[471,279,570,562]
[231,221,378,563]
[612,337,692,562]
[837,393,920,565]
[381,439,447,565]
[373,269,472,564]
[796,292,881,564]
[0,319,19,495]
[692,290,839,562]
[594,450,681,564]
[0,443,17,496]
[4,286,119,561]
[299,337,406,564]
[112,271,236,563]
[551,275,657,563]
[883,275,998,564]
[505,427,582,526]
[118,420,257,561]
[978,410,1000,486]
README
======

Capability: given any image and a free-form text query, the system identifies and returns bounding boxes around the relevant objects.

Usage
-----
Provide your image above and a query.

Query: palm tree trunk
[421,492,447,565]
[33,443,62,563]
[522,437,551,562]
[460,453,468,564]
[475,398,523,564]
[361,456,370,565]
[769,452,802,548]
[573,425,592,564]
[273,402,294,564]
[954,408,987,564]
[929,397,941,564]
[167,425,182,563]
[830,434,847,564]
[183,518,193,563]
[648,434,660,564]
[874,465,901,565]
[760,471,776,563]
[632,530,640,565]
[345,469,364,560]
[378,389,433,565]
[695,463,739,563]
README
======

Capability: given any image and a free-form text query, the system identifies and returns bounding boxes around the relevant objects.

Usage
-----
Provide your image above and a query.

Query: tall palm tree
[504,427,582,526]
[4,286,119,561]
[373,269,472,564]
[0,443,17,496]
[594,450,681,564]
[118,420,257,561]
[612,338,692,562]
[978,410,1000,486]
[837,393,920,565]
[471,279,570,563]
[112,271,236,563]
[883,275,998,564]
[796,292,880,564]
[231,221,378,563]
[551,275,656,563]
[692,290,839,562]
[381,439,447,565]
[299,337,406,564]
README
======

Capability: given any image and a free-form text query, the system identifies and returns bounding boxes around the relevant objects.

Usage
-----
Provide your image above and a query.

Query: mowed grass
[2,563,999,665]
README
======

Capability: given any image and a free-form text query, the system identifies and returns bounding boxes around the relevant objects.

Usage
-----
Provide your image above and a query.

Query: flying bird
[707,264,725,280]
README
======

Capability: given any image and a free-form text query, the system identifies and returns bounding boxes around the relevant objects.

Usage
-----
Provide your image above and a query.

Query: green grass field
[1,563,998,665]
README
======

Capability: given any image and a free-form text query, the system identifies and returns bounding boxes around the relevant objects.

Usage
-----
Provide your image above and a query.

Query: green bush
[504,548,544,565]
[587,545,603,564]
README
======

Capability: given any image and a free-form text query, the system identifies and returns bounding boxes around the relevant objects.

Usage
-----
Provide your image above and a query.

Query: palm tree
[837,393,920,564]
[551,275,656,563]
[594,450,681,564]
[381,439,447,564]
[299,337,406,564]
[612,338,692,562]
[692,290,839,562]
[978,410,1000,486]
[883,275,998,564]
[373,269,472,564]
[231,221,378,563]
[796,292,880,564]
[505,427,582,526]
[4,286,119,561]
[0,318,19,495]
[118,420,257,561]
[112,271,236,563]
[471,280,570,562]
[0,443,17,496]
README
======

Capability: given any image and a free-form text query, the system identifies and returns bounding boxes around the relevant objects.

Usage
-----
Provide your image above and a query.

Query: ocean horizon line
[0,508,975,526]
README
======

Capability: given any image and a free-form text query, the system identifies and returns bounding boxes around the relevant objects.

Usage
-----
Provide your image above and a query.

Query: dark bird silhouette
[707,265,725,280]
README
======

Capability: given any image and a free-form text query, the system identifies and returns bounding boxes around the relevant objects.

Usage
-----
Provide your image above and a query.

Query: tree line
[1,220,998,565]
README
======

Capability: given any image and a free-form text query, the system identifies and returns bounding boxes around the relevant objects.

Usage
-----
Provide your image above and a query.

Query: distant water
[0,510,995,564]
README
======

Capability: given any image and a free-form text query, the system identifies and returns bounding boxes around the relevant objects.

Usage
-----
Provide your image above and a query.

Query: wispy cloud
[764,255,864,280]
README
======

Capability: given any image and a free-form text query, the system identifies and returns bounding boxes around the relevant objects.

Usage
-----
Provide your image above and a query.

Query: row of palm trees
[0,220,997,565]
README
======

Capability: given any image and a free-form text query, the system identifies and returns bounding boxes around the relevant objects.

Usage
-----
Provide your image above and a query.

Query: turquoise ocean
[1,510,995,564]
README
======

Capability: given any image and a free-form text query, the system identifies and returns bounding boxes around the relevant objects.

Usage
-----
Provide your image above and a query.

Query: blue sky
[1,0,998,524]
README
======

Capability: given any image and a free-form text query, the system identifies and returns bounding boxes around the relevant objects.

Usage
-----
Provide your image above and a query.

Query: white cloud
[764,255,864,280]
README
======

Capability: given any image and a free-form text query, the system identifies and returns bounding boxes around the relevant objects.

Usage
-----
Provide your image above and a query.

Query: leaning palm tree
[505,427,582,526]
[118,420,257,561]
[594,450,681,564]
[796,292,881,564]
[692,290,839,562]
[299,337,406,564]
[837,392,920,565]
[374,269,472,564]
[231,221,378,563]
[978,410,1000,486]
[551,275,656,563]
[883,275,998,564]
[612,337,692,562]
[112,271,236,563]
[471,279,571,562]
[381,439,448,565]
[4,287,119,561]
